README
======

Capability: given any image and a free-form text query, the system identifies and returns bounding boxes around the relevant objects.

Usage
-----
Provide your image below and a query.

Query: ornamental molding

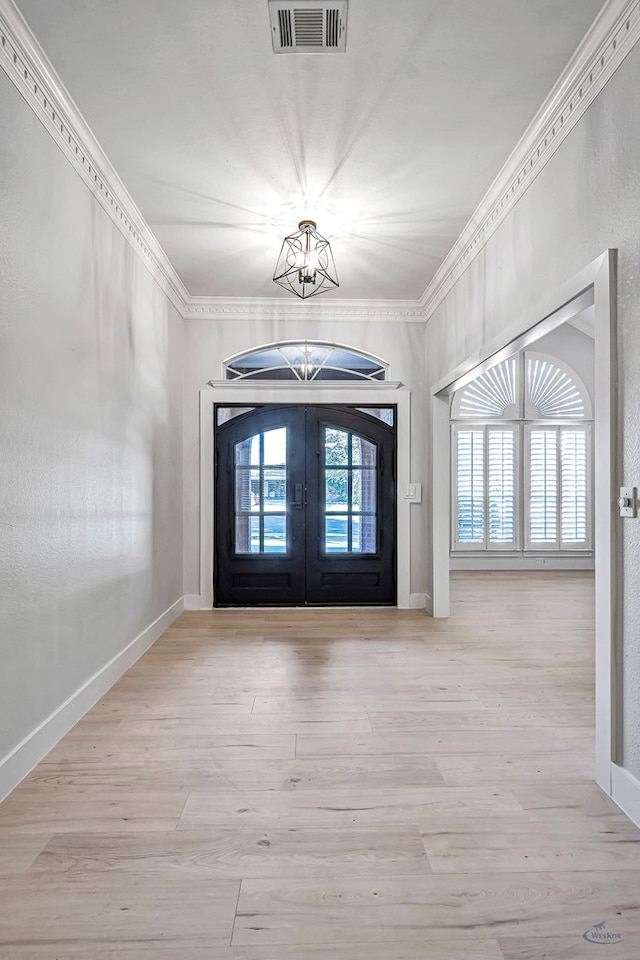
[1,0,638,325]
[0,0,424,324]
[419,0,640,321]
[0,0,189,315]
[182,296,426,323]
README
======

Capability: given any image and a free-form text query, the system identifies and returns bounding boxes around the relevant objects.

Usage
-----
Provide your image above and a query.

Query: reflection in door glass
[323,426,377,554]
[234,428,287,553]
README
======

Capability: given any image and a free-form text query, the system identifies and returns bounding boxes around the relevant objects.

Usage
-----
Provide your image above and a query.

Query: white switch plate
[618,486,637,518]
[403,483,422,503]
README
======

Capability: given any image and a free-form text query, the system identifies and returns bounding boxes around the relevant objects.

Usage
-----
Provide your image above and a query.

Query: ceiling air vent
[269,0,347,54]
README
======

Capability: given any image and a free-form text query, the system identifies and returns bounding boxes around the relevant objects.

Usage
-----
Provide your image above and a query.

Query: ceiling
[16,0,605,301]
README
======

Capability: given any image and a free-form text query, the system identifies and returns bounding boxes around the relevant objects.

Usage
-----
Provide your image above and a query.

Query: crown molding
[183,295,426,323]
[0,0,424,325]
[0,0,190,314]
[419,0,640,321]
[2,0,637,326]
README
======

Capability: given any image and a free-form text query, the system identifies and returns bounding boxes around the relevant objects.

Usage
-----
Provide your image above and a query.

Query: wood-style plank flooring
[2,571,639,959]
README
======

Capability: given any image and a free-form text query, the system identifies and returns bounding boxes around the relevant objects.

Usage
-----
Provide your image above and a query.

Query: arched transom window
[451,352,593,554]
[224,341,388,382]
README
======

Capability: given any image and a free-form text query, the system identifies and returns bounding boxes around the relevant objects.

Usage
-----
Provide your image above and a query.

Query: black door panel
[214,405,396,606]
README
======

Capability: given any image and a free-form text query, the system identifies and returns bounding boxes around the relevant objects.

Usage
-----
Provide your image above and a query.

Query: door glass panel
[263,470,286,509]
[325,516,349,553]
[352,470,377,512]
[234,469,261,513]
[263,515,287,553]
[264,427,286,466]
[234,428,287,554]
[352,515,377,553]
[235,435,260,466]
[323,426,377,554]
[325,428,349,465]
[235,516,261,554]
[326,470,349,511]
[351,436,376,466]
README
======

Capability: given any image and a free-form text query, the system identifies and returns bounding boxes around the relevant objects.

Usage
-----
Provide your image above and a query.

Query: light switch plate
[404,483,422,503]
[618,486,637,518]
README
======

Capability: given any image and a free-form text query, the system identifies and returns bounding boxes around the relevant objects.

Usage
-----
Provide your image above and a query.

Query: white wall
[0,69,184,792]
[182,317,427,601]
[533,323,595,404]
[424,44,640,776]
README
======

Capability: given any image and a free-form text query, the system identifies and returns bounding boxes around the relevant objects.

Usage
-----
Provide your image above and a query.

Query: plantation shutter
[453,425,517,550]
[454,427,485,547]
[560,428,589,545]
[525,425,590,550]
[528,429,559,545]
[487,428,516,545]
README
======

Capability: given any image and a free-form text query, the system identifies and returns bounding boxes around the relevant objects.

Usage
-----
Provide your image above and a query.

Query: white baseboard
[450,556,595,571]
[424,593,433,615]
[611,762,640,829]
[409,593,427,609]
[184,594,209,610]
[0,596,184,802]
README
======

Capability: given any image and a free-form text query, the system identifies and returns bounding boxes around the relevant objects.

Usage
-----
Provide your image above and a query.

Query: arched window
[450,352,592,554]
[223,341,388,382]
[451,353,591,419]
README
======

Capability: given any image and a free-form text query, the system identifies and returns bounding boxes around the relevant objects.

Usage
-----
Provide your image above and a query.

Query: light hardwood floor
[1,571,639,959]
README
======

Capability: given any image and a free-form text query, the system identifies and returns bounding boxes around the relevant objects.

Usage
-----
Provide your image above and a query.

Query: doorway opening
[214,404,397,606]
[430,251,618,796]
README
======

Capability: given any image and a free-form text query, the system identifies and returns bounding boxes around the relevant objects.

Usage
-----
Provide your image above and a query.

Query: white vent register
[269,1,347,53]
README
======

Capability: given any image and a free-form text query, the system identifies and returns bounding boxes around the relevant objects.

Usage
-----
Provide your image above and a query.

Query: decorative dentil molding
[419,0,640,320]
[183,296,426,322]
[1,0,639,325]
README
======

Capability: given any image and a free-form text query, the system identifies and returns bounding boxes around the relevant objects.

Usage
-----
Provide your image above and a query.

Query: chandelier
[273,220,339,299]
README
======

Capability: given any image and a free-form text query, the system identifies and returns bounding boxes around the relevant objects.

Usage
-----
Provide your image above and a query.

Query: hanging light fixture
[273,220,339,299]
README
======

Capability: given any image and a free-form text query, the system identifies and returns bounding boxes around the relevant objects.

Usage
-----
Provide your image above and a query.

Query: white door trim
[197,387,412,609]
[430,250,618,794]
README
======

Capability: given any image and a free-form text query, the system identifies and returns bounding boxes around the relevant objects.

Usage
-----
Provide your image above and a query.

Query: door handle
[292,483,304,508]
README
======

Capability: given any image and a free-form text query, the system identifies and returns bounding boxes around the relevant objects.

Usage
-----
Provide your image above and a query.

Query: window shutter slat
[487,429,515,544]
[529,429,558,543]
[560,429,588,544]
[456,429,485,543]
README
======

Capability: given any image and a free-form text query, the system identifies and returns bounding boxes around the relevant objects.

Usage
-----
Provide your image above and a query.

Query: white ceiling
[16,0,605,301]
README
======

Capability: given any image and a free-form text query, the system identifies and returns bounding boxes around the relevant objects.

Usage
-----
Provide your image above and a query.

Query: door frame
[198,385,412,608]
[430,249,618,794]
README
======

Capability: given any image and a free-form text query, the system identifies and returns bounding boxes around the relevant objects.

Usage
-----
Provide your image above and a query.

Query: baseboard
[409,593,427,609]
[450,556,595,571]
[184,594,209,610]
[611,762,640,829]
[424,593,433,615]
[0,596,184,802]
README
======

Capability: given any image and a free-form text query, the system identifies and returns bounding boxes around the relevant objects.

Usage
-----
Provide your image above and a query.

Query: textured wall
[532,324,595,406]
[424,45,640,776]
[0,71,183,763]
[182,317,427,598]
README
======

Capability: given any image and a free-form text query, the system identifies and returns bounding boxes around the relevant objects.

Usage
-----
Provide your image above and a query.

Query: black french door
[214,404,396,606]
